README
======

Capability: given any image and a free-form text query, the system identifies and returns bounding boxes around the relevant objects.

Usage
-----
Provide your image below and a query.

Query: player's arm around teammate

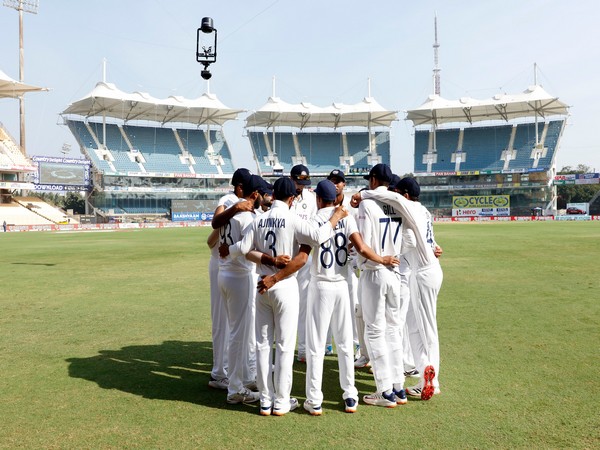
[256,244,311,294]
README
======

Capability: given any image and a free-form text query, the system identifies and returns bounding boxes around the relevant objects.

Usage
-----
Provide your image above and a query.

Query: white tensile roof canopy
[406,85,569,126]
[62,82,243,126]
[246,96,397,129]
[0,69,47,98]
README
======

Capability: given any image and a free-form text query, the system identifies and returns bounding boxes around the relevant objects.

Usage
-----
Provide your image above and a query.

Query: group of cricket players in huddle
[207,162,443,416]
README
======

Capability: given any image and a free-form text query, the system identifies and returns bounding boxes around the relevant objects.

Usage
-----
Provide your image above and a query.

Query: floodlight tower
[429,13,441,165]
[433,13,441,96]
[3,0,39,156]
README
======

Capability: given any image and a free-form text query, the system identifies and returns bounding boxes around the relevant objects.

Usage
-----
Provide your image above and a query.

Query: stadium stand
[209,129,235,173]
[248,130,391,176]
[123,125,190,174]
[0,202,54,225]
[178,129,223,175]
[296,132,341,173]
[14,197,77,223]
[271,132,297,172]
[415,120,565,174]
[247,131,276,173]
[0,126,34,168]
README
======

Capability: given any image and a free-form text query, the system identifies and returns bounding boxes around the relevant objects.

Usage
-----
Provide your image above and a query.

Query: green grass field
[0,222,599,449]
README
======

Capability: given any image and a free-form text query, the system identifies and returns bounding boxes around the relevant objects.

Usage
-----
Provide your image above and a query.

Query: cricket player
[353,163,408,408]
[217,174,265,405]
[298,179,398,415]
[327,169,367,366]
[290,164,317,363]
[352,176,443,401]
[224,177,345,416]
[207,168,255,391]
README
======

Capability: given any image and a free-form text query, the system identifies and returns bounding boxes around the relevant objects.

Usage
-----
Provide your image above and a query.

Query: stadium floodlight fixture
[196,17,217,80]
[3,0,39,14]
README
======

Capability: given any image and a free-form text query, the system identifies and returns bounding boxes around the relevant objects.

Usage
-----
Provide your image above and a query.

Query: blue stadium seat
[248,131,272,173]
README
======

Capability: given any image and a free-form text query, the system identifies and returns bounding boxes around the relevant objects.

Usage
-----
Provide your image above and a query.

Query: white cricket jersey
[291,188,317,222]
[296,206,359,282]
[229,200,302,278]
[356,186,404,271]
[210,192,239,259]
[218,198,256,273]
[291,188,317,274]
[361,190,438,269]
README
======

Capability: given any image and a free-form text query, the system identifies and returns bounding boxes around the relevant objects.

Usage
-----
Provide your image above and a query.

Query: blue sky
[1,0,599,173]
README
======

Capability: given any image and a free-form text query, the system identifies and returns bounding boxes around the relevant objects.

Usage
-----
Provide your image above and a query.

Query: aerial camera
[196,17,217,80]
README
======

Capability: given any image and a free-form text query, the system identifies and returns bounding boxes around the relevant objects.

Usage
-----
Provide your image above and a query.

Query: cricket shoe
[344,397,358,413]
[226,388,260,404]
[393,388,408,405]
[208,377,229,390]
[421,365,436,400]
[325,345,334,356]
[354,355,370,369]
[297,353,306,363]
[272,397,298,416]
[259,404,272,416]
[406,385,441,398]
[406,365,437,400]
[403,369,420,378]
[303,400,323,416]
[363,391,397,408]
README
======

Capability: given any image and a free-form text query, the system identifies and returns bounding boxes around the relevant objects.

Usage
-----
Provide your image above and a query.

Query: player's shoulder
[218,192,238,209]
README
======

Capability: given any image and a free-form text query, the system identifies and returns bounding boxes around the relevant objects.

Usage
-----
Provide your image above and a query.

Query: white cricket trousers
[408,263,443,388]
[347,268,360,351]
[209,256,228,380]
[359,268,405,393]
[255,276,299,410]
[400,271,416,371]
[218,269,254,397]
[296,261,311,357]
[306,279,358,406]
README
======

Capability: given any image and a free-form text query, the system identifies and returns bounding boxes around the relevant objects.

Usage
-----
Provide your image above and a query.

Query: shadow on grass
[66,342,375,414]
[12,262,57,266]
[66,340,238,411]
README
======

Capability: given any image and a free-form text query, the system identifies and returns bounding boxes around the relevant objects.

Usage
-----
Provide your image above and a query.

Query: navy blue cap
[242,174,265,196]
[327,169,346,182]
[259,179,273,196]
[315,179,337,202]
[273,177,296,200]
[363,163,392,183]
[396,177,420,198]
[231,168,252,186]
[290,164,311,186]
[389,174,401,190]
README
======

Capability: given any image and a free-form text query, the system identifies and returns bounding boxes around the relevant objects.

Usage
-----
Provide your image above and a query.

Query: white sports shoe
[303,400,323,416]
[226,388,260,404]
[354,355,370,368]
[406,385,441,397]
[272,397,299,416]
[208,377,229,390]
[363,391,397,408]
